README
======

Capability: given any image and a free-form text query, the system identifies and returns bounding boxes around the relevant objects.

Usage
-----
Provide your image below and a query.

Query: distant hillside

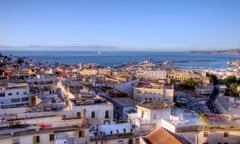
[0,45,120,51]
[189,48,240,55]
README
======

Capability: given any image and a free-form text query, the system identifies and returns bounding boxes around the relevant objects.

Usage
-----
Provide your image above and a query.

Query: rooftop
[111,97,137,107]
[72,98,110,106]
[162,108,240,132]
[143,127,191,144]
[0,124,88,139]
[138,101,174,110]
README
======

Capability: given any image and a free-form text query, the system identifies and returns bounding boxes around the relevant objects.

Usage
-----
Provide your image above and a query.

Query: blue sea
[0,51,237,69]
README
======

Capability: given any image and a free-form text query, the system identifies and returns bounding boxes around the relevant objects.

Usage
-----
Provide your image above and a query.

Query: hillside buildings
[1,54,240,144]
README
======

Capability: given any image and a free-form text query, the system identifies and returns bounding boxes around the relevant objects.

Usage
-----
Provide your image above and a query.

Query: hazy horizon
[0,45,239,52]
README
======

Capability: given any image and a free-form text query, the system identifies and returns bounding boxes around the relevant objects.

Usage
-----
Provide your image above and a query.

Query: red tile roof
[144,127,191,144]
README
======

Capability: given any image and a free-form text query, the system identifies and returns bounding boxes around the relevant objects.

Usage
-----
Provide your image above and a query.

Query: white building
[161,108,240,144]
[136,70,167,79]
[128,101,174,134]
[89,123,138,144]
[70,99,114,125]
[0,83,30,109]
[0,114,89,144]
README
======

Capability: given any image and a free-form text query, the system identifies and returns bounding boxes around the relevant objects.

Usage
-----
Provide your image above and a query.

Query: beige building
[167,70,202,81]
[133,82,174,102]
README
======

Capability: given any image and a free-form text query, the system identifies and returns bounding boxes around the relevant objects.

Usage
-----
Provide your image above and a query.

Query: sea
[0,51,237,69]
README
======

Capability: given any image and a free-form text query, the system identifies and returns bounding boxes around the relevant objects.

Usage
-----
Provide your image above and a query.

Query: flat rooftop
[138,101,174,110]
[162,108,240,132]
[111,97,137,107]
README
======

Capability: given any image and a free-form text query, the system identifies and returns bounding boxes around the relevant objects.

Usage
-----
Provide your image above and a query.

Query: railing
[90,133,137,141]
[0,125,84,138]
[175,124,240,132]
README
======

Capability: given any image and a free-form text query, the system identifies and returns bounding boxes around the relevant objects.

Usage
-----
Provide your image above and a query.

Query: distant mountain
[189,48,240,55]
[0,45,120,51]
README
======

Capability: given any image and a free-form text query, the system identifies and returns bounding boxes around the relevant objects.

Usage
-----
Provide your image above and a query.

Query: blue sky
[0,0,240,51]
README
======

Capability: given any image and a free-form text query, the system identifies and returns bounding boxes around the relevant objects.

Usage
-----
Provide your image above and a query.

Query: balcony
[90,133,137,141]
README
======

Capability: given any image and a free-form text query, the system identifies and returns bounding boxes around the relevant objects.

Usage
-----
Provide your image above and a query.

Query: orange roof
[144,127,190,144]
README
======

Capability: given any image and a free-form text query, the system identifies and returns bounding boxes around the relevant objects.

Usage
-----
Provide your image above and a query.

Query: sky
[0,0,240,51]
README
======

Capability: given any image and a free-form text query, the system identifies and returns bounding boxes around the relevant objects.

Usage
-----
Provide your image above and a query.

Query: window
[105,110,109,119]
[11,98,20,103]
[8,93,12,96]
[203,132,208,137]
[33,136,40,144]
[141,111,144,118]
[77,112,81,117]
[12,139,20,144]
[23,91,28,95]
[0,93,5,97]
[153,114,157,119]
[91,111,95,118]
[79,130,85,137]
[224,132,229,137]
[21,97,29,102]
[128,139,133,144]
[16,92,19,95]
[49,134,54,141]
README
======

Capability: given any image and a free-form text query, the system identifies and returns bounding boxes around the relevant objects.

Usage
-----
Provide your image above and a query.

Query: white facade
[128,102,173,134]
[70,102,114,124]
[0,83,30,107]
[136,70,167,79]
[0,128,89,144]
[161,109,240,144]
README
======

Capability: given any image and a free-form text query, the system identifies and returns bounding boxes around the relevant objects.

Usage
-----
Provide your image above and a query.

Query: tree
[180,79,197,90]
[224,83,239,97]
[225,75,237,85]
[207,73,218,85]
[223,75,240,97]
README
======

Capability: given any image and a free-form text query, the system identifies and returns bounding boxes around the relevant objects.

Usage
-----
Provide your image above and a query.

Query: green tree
[207,74,218,85]
[225,75,237,86]
[180,79,197,90]
[230,83,238,97]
